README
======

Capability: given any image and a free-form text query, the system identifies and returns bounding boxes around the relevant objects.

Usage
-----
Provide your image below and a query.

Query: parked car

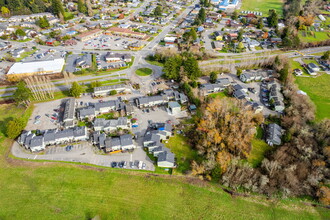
[118,161,124,168]
[45,114,50,117]
[132,124,139,128]
[111,162,117,168]
[248,88,256,94]
[123,161,127,168]
[142,163,146,169]
[33,120,40,125]
[65,145,73,151]
[35,115,41,120]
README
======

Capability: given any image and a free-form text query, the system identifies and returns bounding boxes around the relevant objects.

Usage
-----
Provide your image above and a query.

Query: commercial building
[7,58,65,80]
[105,27,149,40]
[75,29,104,42]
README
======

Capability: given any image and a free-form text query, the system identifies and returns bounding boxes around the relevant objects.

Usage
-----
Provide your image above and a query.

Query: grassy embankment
[0,103,329,218]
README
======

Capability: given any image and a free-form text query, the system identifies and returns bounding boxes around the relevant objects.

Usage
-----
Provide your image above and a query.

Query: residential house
[213,41,224,50]
[266,123,282,146]
[240,69,273,83]
[200,83,224,95]
[63,98,76,128]
[168,101,181,115]
[135,95,168,108]
[93,84,131,97]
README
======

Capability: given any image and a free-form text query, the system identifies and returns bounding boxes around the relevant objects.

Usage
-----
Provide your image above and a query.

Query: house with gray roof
[135,95,168,108]
[104,137,121,152]
[63,98,76,128]
[266,123,283,146]
[29,136,45,152]
[93,117,130,132]
[94,100,118,114]
[77,106,95,120]
[200,83,224,96]
[157,151,175,168]
[93,132,135,152]
[216,78,231,87]
[240,69,273,83]
[143,122,175,168]
[93,84,130,97]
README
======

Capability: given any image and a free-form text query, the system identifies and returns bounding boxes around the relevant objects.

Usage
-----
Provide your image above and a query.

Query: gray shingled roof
[78,106,95,118]
[157,151,175,163]
[73,126,86,137]
[94,84,126,92]
[63,98,75,121]
[30,136,44,148]
[120,134,133,146]
[55,129,74,139]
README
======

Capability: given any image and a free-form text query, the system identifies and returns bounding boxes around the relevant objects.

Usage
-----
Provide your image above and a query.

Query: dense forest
[0,0,52,15]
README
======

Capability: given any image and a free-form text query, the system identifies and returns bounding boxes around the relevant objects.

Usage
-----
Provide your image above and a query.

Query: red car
[51,117,57,120]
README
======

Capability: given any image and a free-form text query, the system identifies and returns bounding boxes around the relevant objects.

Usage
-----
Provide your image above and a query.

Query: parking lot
[131,106,179,138]
[217,73,278,116]
[79,34,147,51]
[13,141,155,170]
[95,52,127,71]
[25,99,63,130]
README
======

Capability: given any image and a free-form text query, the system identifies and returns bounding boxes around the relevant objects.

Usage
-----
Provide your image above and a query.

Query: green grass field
[135,68,153,76]
[0,104,329,219]
[248,139,272,168]
[295,74,330,120]
[299,31,330,43]
[240,0,283,16]
[165,134,198,174]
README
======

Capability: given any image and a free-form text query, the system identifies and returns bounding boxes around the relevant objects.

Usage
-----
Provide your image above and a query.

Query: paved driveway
[12,141,155,171]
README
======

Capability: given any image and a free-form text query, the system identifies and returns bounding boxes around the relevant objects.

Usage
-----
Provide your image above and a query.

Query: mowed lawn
[240,0,283,16]
[135,68,153,76]
[299,31,330,43]
[295,74,330,120]
[0,104,329,219]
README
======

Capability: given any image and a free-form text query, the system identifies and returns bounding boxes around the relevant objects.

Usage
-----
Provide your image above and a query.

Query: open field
[0,104,329,219]
[135,68,153,76]
[299,31,330,43]
[295,74,330,120]
[240,0,283,16]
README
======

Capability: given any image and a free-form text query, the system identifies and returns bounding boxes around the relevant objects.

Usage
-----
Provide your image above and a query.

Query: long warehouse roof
[7,58,65,75]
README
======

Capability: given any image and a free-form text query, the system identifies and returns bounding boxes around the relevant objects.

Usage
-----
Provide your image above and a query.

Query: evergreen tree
[257,18,264,29]
[184,57,201,80]
[237,29,244,42]
[51,0,65,18]
[78,0,87,14]
[268,9,278,28]
[190,28,197,41]
[163,56,183,81]
[15,28,26,36]
[69,82,83,98]
[279,63,289,82]
[198,7,206,23]
[36,16,50,29]
[321,51,330,61]
[6,118,25,139]
[210,72,217,83]
[13,81,31,107]
[154,6,162,16]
